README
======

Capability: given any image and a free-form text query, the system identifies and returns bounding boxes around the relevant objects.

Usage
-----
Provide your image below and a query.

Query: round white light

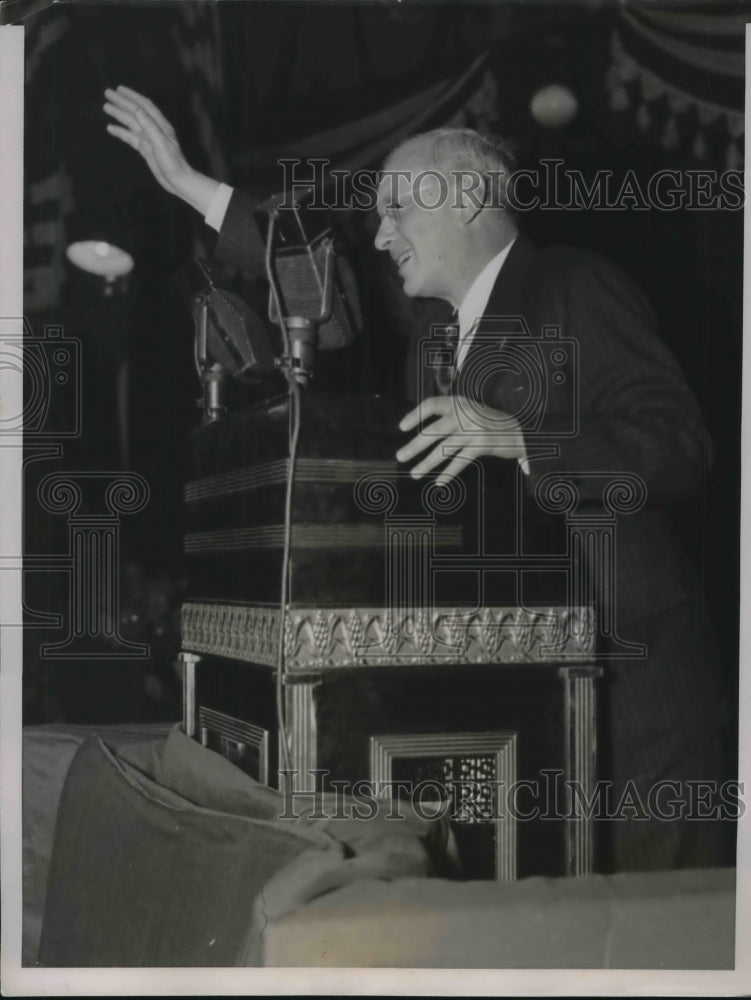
[530,84,579,128]
[66,240,134,279]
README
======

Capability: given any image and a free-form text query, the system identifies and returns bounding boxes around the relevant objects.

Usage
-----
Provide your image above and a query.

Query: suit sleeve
[209,188,267,277]
[522,254,713,505]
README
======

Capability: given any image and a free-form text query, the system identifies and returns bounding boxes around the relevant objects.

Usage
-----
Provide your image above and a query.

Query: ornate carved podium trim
[182,603,280,664]
[181,602,596,670]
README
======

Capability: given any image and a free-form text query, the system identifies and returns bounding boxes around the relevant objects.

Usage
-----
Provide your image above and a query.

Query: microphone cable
[265,211,297,778]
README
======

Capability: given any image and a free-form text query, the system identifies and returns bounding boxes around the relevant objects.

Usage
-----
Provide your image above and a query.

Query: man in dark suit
[374,129,728,871]
[105,88,730,872]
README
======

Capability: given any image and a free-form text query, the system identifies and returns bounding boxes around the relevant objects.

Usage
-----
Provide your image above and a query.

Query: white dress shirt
[455,239,516,371]
[205,182,234,231]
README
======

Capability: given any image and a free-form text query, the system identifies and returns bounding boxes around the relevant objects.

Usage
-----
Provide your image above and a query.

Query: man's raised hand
[103,85,219,216]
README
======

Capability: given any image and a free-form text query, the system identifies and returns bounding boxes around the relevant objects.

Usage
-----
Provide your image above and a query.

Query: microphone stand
[263,201,336,776]
[194,291,227,423]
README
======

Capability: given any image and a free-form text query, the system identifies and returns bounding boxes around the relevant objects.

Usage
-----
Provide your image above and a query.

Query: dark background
[18,1,743,738]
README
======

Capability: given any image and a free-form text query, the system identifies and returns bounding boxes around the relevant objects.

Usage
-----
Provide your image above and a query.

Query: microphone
[176,257,279,422]
[258,193,361,363]
[202,285,276,378]
[179,258,276,379]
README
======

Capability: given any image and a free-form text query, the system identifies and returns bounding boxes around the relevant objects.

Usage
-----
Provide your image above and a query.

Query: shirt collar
[456,238,516,342]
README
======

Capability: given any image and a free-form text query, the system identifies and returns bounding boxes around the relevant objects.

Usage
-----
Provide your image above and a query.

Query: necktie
[433,319,459,395]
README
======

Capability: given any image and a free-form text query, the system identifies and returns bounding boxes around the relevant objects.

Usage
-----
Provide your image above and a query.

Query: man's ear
[455,170,487,225]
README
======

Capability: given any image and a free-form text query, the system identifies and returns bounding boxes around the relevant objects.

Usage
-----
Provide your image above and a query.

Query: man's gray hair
[387,127,517,211]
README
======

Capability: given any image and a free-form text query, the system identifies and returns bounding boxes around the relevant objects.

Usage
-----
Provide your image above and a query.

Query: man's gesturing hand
[103,85,219,216]
[396,396,527,485]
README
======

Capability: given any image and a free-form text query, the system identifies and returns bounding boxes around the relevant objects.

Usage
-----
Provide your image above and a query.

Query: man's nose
[374,215,394,251]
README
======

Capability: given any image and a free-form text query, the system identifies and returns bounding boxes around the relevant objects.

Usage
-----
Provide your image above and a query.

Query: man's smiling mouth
[396,250,413,271]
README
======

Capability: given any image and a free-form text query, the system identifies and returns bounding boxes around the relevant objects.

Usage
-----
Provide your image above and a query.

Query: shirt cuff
[519,458,530,476]
[204,182,234,232]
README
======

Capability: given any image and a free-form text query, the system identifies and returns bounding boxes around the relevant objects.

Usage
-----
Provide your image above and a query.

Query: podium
[180,391,600,880]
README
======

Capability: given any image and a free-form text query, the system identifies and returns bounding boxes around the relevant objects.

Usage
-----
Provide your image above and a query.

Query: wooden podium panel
[181,393,599,880]
[181,604,599,881]
[184,391,568,608]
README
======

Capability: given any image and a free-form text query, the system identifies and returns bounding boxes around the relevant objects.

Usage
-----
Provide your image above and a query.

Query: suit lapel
[455,236,539,404]
[472,234,539,337]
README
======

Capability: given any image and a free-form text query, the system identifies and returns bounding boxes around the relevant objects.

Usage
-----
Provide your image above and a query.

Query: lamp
[65,237,135,467]
[530,84,579,129]
[66,239,134,294]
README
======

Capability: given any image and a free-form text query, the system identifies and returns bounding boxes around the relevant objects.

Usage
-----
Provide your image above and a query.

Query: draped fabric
[170,2,228,257]
[20,1,501,308]
[21,2,227,312]
[20,2,748,317]
[24,9,74,314]
[171,2,228,183]
[236,54,498,178]
[605,7,745,168]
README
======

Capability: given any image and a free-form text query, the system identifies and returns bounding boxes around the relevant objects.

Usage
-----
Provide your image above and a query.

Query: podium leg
[560,664,602,875]
[283,678,320,792]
